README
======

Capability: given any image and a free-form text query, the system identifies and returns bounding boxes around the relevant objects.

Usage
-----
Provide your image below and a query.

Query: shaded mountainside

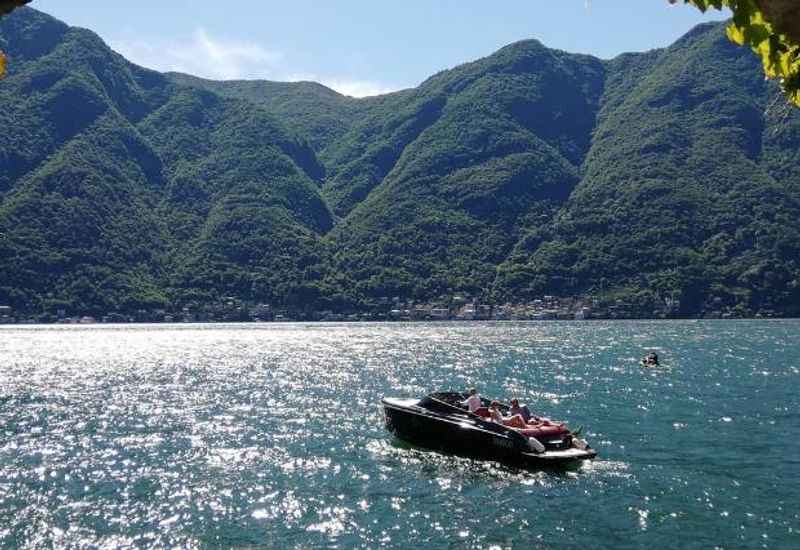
[1,8,799,318]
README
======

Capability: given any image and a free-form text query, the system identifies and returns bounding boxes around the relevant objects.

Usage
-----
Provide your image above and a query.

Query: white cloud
[285,73,402,98]
[111,28,283,80]
[320,79,402,98]
[111,29,404,97]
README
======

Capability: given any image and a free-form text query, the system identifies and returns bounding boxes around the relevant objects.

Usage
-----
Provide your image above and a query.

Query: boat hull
[382,397,597,467]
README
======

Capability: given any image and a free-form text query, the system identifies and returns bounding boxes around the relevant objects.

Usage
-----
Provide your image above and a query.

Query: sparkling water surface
[1,321,799,548]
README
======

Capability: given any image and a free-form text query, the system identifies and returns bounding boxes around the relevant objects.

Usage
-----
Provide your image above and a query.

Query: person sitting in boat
[509,398,555,426]
[525,416,562,428]
[460,388,482,413]
[488,401,527,429]
[508,398,533,423]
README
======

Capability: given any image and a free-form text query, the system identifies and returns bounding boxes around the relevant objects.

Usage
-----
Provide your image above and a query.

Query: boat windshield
[419,392,467,414]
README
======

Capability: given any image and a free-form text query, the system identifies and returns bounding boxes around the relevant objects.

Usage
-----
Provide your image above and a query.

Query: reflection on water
[1,321,799,547]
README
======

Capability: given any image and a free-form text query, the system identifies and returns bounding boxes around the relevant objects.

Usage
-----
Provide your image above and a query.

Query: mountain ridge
[2,7,799,319]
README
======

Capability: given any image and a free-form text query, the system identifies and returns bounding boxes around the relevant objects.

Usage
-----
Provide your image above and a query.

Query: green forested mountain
[167,73,374,154]
[495,25,800,316]
[1,8,799,319]
[0,8,333,314]
[322,41,604,304]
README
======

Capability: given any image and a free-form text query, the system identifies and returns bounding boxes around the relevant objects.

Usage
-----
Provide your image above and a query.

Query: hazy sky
[32,0,730,97]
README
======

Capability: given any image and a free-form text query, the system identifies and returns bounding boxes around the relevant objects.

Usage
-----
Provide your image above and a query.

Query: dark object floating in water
[381,391,597,467]
[641,352,660,367]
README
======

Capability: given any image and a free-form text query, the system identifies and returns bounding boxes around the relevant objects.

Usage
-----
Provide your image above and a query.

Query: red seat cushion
[519,425,568,438]
[474,407,490,418]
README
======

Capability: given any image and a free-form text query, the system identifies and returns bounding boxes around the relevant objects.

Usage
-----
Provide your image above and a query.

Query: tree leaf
[682,0,800,107]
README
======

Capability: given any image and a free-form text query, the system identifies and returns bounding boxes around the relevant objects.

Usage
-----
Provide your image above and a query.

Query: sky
[32,0,731,97]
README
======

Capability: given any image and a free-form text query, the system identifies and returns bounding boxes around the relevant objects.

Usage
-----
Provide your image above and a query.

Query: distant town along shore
[0,294,784,325]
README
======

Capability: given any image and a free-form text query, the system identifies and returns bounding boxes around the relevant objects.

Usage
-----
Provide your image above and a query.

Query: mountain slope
[0,8,334,314]
[496,24,800,315]
[323,41,604,300]
[2,8,800,318]
[167,73,369,155]
[137,86,333,306]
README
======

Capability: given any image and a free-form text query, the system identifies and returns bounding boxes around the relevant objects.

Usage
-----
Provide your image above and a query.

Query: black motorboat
[381,391,597,467]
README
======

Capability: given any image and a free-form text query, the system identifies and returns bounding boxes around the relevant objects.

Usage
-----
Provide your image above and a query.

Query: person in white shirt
[461,388,482,413]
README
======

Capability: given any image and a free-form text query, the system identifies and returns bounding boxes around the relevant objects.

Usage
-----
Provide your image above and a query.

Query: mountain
[0,8,332,314]
[1,8,799,319]
[322,40,604,302]
[495,25,800,315]
[167,73,372,154]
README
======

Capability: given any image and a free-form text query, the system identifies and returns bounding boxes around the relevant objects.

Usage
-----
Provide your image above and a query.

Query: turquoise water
[1,321,798,548]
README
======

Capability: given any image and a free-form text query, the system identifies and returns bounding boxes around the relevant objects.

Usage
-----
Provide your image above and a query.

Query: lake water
[1,321,798,548]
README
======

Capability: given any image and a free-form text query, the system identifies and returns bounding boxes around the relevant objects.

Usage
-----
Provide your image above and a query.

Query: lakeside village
[1,292,773,324]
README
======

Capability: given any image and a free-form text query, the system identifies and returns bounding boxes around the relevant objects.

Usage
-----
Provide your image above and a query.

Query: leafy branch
[0,0,32,79]
[672,0,800,106]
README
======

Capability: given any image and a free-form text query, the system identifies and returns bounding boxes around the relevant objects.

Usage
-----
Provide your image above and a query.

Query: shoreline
[1,317,798,328]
